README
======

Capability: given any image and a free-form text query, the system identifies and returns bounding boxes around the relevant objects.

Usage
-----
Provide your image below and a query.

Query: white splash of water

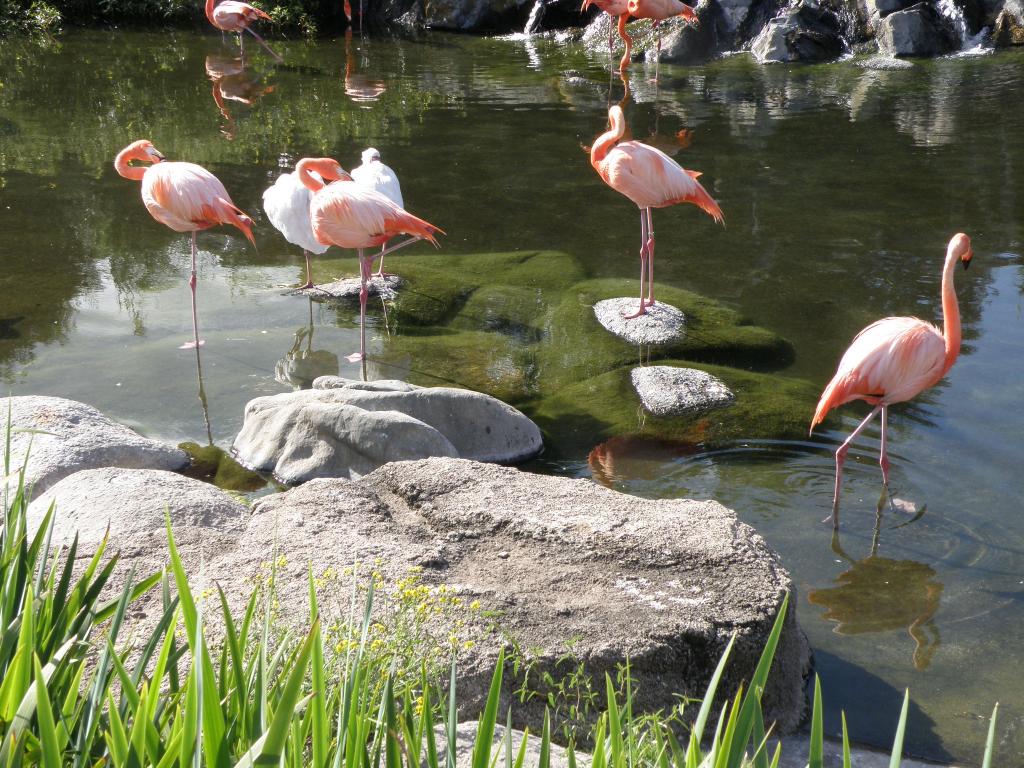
[936,0,993,55]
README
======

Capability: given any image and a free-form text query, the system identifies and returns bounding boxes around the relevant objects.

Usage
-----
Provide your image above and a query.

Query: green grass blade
[841,712,851,768]
[888,690,909,768]
[32,655,60,768]
[981,703,998,768]
[691,634,735,746]
[808,675,823,768]
[472,648,505,768]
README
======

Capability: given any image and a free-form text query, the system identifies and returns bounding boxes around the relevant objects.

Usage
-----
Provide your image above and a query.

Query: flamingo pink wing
[601,142,723,221]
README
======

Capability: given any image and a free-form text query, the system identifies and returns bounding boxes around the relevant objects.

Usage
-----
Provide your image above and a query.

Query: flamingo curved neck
[205,0,217,24]
[940,244,963,375]
[114,148,147,181]
[296,159,327,192]
[591,108,626,168]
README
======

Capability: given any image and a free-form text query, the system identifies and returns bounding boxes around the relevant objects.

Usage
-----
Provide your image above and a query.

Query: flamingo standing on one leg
[114,140,255,349]
[263,170,329,289]
[590,105,723,318]
[582,0,633,71]
[296,157,443,362]
[351,148,404,277]
[810,233,974,530]
[205,0,282,62]
[626,0,698,79]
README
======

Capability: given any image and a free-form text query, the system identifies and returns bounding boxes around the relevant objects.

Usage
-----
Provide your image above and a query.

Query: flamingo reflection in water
[274,299,340,389]
[809,523,943,671]
[206,54,275,140]
[114,140,255,350]
[344,29,385,103]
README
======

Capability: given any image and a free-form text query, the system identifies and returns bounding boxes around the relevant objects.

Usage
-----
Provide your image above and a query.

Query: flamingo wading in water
[263,169,329,289]
[810,233,974,530]
[205,0,282,62]
[351,147,404,277]
[582,0,633,71]
[296,157,443,362]
[114,140,255,349]
[625,0,698,77]
[590,105,723,318]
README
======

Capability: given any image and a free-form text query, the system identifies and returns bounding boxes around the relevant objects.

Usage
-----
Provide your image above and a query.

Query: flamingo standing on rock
[114,140,255,349]
[351,148,404,277]
[296,157,443,362]
[810,233,974,530]
[205,0,282,62]
[262,169,329,289]
[590,105,723,318]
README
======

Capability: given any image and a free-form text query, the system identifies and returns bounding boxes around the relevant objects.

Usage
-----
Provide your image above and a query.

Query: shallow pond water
[1,28,1023,764]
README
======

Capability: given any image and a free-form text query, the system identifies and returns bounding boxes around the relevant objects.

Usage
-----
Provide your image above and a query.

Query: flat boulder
[4,396,188,494]
[209,458,809,734]
[631,366,735,417]
[593,298,686,345]
[232,381,542,484]
[299,274,403,302]
[26,467,249,547]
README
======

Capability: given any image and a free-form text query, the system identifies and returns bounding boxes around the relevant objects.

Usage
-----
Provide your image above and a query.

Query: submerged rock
[630,365,735,417]
[300,273,403,302]
[4,396,188,494]
[25,467,248,547]
[593,298,687,345]
[855,53,916,67]
[232,381,542,484]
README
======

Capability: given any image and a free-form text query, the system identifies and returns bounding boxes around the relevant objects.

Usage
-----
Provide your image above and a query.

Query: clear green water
[1,28,1023,763]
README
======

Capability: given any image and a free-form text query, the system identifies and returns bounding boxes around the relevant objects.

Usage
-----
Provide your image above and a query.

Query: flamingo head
[120,140,165,165]
[361,147,382,165]
[296,157,351,191]
[949,232,973,270]
[678,2,698,23]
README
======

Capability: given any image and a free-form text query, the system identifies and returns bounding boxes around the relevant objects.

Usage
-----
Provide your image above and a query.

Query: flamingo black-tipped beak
[146,147,165,162]
[962,249,973,269]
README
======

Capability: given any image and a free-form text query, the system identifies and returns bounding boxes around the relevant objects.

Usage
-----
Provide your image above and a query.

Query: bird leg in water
[827,404,882,529]
[879,404,890,485]
[245,26,283,63]
[181,232,205,350]
[622,209,650,319]
[644,208,656,307]
[347,249,373,363]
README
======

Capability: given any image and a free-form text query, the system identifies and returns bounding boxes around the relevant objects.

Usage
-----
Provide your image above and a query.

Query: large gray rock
[593,299,686,345]
[4,396,188,494]
[994,0,1024,44]
[631,366,736,417]
[648,4,732,64]
[26,467,249,547]
[750,0,848,62]
[876,2,959,55]
[209,458,810,735]
[232,381,542,484]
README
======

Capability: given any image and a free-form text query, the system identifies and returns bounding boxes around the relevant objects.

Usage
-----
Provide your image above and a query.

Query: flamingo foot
[298,281,316,290]
[346,351,365,362]
[621,304,647,319]
[179,339,206,350]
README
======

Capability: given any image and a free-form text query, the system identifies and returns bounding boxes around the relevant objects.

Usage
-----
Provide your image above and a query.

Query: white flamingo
[351,148,404,276]
[263,170,329,289]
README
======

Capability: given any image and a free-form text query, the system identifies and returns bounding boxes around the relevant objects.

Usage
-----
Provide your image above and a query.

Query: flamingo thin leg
[181,232,205,350]
[644,208,655,307]
[347,250,371,363]
[373,243,388,277]
[622,209,649,319]
[879,404,890,485]
[302,249,314,289]
[828,404,882,529]
[245,26,283,62]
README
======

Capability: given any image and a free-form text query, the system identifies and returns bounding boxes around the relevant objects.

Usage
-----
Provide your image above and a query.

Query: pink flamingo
[296,157,443,362]
[205,0,282,62]
[626,0,698,77]
[590,105,723,318]
[810,233,974,529]
[582,0,633,71]
[114,140,255,349]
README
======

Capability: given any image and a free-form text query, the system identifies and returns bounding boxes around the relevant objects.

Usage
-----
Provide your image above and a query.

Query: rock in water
[593,298,686,345]
[750,0,848,63]
[212,458,810,734]
[631,366,736,417]
[4,396,188,494]
[232,381,543,484]
[876,3,959,56]
[298,274,403,301]
[26,467,249,546]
